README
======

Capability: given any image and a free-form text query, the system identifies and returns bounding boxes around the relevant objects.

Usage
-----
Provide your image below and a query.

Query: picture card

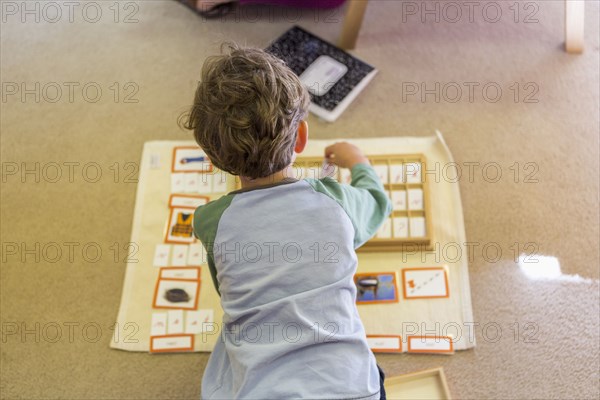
[172,146,213,173]
[171,173,186,194]
[392,190,407,210]
[393,217,409,238]
[402,267,449,299]
[150,313,167,336]
[160,267,200,281]
[187,243,207,266]
[367,335,402,353]
[171,244,189,267]
[390,164,404,184]
[150,334,194,353]
[408,188,424,210]
[185,309,215,334]
[354,272,399,304]
[407,336,454,354]
[153,278,200,310]
[405,162,422,183]
[165,207,196,244]
[167,309,184,334]
[169,194,210,209]
[153,244,171,267]
[409,217,426,237]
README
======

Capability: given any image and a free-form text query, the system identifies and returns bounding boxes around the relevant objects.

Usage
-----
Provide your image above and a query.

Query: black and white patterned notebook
[266,26,377,122]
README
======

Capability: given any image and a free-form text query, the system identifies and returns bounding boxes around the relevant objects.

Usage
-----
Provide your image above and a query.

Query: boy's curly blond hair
[180,43,310,179]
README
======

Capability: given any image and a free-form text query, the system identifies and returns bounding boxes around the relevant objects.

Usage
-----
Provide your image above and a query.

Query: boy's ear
[294,120,308,154]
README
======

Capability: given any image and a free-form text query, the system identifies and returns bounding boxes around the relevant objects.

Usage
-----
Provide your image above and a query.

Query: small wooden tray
[385,367,451,400]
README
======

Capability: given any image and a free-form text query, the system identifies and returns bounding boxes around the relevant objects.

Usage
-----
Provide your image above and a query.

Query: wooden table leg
[565,0,585,53]
[338,0,369,50]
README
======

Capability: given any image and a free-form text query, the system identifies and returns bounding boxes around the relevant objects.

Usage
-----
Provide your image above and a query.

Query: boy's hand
[325,142,370,170]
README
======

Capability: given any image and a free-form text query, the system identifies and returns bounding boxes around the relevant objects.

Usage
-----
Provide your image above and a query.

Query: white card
[169,194,208,209]
[392,190,407,210]
[409,217,426,237]
[390,164,404,184]
[367,336,402,351]
[171,173,185,194]
[185,309,214,334]
[407,336,453,353]
[150,313,167,336]
[153,244,171,267]
[171,245,188,267]
[187,243,207,266]
[197,173,213,193]
[405,162,422,183]
[150,335,193,352]
[161,267,200,280]
[376,218,392,238]
[320,160,337,179]
[149,153,161,170]
[212,171,228,193]
[340,168,352,184]
[183,173,199,193]
[299,55,348,97]
[373,165,389,184]
[167,310,184,334]
[393,217,409,238]
[403,267,448,298]
[408,188,424,210]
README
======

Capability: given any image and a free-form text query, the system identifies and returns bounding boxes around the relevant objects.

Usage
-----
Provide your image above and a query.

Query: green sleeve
[306,163,393,248]
[192,195,235,297]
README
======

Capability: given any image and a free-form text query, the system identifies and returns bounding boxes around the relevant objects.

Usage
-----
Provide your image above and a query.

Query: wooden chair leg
[565,0,585,53]
[338,1,369,50]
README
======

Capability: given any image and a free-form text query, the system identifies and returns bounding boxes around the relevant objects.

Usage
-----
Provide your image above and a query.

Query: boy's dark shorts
[377,364,386,400]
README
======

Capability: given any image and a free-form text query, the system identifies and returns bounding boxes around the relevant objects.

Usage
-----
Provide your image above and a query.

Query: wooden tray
[385,367,451,400]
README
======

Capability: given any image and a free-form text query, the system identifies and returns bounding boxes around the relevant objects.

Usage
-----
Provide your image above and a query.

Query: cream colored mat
[111,132,474,352]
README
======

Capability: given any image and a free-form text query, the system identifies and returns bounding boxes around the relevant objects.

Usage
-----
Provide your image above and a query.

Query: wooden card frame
[293,153,434,252]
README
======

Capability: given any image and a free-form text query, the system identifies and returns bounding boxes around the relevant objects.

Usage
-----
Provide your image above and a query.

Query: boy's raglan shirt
[193,163,392,400]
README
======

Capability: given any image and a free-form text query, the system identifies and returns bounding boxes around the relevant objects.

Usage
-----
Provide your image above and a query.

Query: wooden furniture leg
[565,0,585,53]
[338,0,369,50]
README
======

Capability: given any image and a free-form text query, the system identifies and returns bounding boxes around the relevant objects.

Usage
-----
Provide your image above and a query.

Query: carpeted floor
[1,0,598,398]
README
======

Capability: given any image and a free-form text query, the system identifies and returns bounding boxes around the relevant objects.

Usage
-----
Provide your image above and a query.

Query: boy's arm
[307,142,393,248]
[193,195,235,297]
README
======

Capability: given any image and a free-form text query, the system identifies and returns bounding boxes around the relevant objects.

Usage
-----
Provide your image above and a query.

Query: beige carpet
[1,0,598,398]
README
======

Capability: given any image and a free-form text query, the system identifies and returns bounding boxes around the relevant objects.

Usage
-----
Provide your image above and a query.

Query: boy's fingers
[324,144,337,158]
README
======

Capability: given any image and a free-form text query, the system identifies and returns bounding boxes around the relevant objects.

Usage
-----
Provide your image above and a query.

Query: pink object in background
[239,0,346,8]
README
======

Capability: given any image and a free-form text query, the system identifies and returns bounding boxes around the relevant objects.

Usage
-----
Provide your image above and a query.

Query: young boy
[182,43,392,399]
